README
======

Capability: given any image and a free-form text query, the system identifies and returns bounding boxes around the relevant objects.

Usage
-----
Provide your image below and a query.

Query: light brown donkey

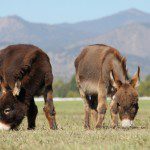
[75,44,140,129]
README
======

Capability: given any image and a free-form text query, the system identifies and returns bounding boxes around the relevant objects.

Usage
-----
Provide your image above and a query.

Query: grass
[0,100,150,150]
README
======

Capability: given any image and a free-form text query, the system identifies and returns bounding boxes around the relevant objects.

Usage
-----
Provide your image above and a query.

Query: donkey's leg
[110,99,118,128]
[96,86,107,128]
[91,109,98,125]
[43,88,57,130]
[27,98,38,130]
[96,97,107,128]
[79,88,91,129]
[84,100,91,129]
[90,95,98,124]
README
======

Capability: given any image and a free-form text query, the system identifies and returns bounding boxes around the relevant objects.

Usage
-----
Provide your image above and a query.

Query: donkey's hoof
[84,124,90,130]
[95,124,102,129]
[111,124,118,129]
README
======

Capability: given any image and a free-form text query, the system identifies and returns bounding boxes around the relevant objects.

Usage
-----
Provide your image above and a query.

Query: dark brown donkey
[0,44,57,130]
[75,44,140,128]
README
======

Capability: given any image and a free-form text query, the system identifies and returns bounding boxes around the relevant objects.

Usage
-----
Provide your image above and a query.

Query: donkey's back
[75,44,119,94]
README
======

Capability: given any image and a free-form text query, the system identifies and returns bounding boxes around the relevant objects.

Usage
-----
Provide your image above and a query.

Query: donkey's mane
[101,45,128,79]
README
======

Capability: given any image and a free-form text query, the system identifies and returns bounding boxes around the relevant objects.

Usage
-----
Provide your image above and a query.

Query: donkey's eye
[132,103,138,107]
[133,103,139,109]
[4,108,11,115]
[131,106,136,111]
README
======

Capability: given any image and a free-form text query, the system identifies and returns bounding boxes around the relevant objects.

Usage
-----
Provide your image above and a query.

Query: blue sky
[0,0,150,24]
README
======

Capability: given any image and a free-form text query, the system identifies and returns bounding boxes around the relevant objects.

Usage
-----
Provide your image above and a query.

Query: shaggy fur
[75,44,140,128]
[0,44,57,130]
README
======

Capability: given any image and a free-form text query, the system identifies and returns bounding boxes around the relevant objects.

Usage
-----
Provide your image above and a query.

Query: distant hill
[0,8,150,80]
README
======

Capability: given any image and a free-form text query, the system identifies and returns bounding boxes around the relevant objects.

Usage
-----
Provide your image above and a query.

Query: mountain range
[0,8,150,80]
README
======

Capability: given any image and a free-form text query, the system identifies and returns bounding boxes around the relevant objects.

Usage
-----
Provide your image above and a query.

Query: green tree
[139,75,150,96]
[53,75,79,97]
[53,74,150,97]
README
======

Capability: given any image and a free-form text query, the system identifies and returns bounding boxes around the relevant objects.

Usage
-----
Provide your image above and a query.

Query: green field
[0,100,150,150]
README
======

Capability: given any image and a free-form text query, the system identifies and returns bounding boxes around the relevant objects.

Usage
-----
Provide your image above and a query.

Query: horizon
[0,8,149,25]
[0,2,150,79]
[0,0,150,24]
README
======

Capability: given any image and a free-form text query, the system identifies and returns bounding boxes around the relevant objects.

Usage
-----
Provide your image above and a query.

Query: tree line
[138,75,150,96]
[53,75,150,97]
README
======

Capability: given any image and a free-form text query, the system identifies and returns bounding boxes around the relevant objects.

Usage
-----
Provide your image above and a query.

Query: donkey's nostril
[121,119,132,128]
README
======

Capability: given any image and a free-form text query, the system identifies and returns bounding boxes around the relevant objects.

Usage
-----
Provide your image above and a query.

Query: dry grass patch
[0,100,150,150]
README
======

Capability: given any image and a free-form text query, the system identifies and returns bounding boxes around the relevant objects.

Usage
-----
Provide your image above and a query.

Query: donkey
[0,44,57,130]
[75,44,140,128]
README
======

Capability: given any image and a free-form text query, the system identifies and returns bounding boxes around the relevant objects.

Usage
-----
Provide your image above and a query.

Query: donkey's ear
[13,80,21,96]
[110,71,122,89]
[130,66,140,88]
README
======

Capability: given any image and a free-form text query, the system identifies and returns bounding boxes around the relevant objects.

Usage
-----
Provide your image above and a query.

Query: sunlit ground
[0,100,150,150]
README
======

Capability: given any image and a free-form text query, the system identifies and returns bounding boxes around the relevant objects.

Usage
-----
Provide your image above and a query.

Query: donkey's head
[111,67,140,128]
[0,91,27,130]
